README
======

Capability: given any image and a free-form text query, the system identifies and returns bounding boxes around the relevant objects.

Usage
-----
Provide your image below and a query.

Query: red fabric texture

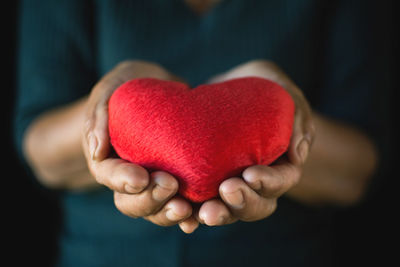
[108,77,295,203]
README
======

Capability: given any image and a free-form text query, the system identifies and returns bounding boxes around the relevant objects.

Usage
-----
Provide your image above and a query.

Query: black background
[4,1,397,266]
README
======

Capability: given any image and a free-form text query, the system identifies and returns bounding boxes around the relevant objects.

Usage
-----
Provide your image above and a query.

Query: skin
[23,60,378,234]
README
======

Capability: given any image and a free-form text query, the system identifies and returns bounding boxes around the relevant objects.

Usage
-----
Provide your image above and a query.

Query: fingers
[82,60,186,163]
[112,170,195,230]
[83,102,110,162]
[113,171,183,218]
[196,199,238,226]
[89,158,150,193]
[115,193,192,227]
[178,216,200,234]
[219,177,277,222]
[79,60,196,231]
[283,77,315,166]
[82,63,128,162]
[288,108,315,165]
[101,163,195,229]
[144,197,192,227]
[82,74,112,162]
[242,164,301,198]
[213,162,300,223]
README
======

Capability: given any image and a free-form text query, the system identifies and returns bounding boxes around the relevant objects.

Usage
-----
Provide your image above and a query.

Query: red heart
[108,77,294,203]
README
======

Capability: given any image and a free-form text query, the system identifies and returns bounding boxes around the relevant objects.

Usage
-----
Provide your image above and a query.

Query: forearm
[286,113,378,206]
[23,97,98,190]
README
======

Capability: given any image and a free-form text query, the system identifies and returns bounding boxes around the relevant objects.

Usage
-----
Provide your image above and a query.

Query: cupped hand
[82,60,199,233]
[196,60,316,226]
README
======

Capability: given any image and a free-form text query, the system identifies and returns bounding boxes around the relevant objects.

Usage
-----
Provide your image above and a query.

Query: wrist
[23,97,90,189]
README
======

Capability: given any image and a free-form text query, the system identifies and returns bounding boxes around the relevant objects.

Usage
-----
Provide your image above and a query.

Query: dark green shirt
[15,1,378,266]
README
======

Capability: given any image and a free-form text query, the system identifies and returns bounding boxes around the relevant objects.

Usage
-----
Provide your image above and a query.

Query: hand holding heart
[83,61,198,233]
[82,60,315,233]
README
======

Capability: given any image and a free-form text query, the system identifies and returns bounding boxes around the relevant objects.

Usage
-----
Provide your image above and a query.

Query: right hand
[82,60,199,233]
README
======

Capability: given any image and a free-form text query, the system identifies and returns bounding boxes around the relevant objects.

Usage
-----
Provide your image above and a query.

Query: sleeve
[314,0,386,140]
[13,0,97,160]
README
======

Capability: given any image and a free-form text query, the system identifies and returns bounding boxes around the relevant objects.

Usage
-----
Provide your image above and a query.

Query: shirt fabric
[15,0,378,266]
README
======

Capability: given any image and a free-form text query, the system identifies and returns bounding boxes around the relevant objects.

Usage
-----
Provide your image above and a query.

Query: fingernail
[223,189,244,209]
[166,209,181,221]
[88,134,98,160]
[297,139,310,164]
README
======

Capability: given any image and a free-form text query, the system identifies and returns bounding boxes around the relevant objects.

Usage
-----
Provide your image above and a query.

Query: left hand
[82,60,199,233]
[188,60,315,226]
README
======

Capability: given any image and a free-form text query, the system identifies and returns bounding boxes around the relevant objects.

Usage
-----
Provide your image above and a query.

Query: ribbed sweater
[15,0,378,266]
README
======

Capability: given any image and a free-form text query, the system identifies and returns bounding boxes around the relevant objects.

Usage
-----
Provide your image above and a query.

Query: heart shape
[108,77,294,202]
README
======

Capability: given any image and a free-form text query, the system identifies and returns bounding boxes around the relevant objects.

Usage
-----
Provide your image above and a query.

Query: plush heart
[108,77,295,203]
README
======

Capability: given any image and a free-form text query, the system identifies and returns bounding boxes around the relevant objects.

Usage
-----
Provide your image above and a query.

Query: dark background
[4,1,397,266]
